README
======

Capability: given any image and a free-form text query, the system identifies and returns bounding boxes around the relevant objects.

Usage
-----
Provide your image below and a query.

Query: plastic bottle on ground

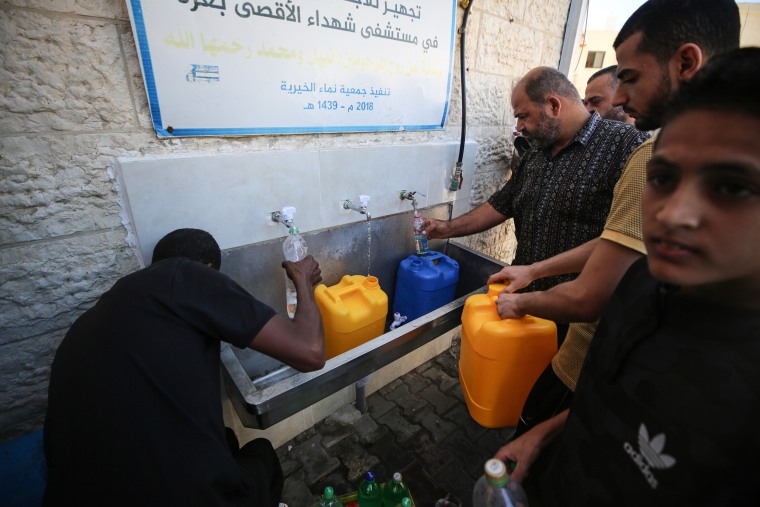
[382,472,409,506]
[319,486,342,507]
[357,470,382,507]
[472,459,528,507]
[281,207,307,318]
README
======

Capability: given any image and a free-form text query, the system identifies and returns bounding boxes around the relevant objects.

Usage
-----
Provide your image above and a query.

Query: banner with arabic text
[126,0,457,137]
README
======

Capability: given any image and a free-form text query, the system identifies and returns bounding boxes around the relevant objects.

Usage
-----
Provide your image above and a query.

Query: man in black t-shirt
[43,228,325,507]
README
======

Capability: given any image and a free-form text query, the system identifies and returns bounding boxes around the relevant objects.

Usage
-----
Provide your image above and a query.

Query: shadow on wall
[0,429,46,507]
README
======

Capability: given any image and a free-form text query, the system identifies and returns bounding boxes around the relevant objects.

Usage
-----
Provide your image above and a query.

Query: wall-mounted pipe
[448,0,475,192]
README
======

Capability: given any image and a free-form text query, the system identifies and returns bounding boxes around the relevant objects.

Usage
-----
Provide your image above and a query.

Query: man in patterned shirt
[490,0,741,444]
[424,67,648,295]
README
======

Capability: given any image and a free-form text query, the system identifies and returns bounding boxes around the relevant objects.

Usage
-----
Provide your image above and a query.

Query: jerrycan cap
[487,283,508,297]
[363,276,379,289]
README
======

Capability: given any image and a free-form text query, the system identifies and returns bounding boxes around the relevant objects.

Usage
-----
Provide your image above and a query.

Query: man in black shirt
[43,228,324,506]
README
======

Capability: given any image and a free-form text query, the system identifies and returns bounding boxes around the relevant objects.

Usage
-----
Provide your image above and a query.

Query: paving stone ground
[276,335,516,507]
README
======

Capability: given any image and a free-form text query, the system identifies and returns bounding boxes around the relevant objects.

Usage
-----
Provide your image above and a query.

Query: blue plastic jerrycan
[392,251,460,324]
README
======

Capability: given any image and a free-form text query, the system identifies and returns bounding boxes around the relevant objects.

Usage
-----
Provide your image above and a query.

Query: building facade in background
[568,2,759,93]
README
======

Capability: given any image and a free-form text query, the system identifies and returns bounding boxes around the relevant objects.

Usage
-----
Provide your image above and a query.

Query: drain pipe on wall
[448,0,475,192]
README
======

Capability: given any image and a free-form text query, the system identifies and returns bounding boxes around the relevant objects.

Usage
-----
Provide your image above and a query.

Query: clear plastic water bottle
[319,486,342,507]
[281,207,307,319]
[472,459,528,507]
[357,470,382,507]
[382,472,409,506]
[413,213,428,255]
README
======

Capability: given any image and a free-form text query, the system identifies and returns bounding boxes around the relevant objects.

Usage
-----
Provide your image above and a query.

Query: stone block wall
[0,0,570,440]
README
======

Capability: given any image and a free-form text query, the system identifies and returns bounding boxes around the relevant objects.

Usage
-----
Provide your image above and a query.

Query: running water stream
[366,220,372,276]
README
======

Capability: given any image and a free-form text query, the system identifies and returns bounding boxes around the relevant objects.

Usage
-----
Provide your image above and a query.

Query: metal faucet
[399,190,420,210]
[342,195,371,221]
[271,206,296,229]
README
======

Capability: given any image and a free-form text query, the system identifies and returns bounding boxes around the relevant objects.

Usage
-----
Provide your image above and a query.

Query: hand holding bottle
[472,459,528,507]
[282,255,322,287]
[422,217,451,239]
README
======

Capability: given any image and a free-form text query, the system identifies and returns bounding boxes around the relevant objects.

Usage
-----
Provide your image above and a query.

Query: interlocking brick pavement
[277,335,516,507]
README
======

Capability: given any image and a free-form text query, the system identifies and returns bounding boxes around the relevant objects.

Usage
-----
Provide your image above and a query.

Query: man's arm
[487,238,599,292]
[493,409,569,484]
[423,202,508,239]
[247,255,325,372]
[496,239,643,322]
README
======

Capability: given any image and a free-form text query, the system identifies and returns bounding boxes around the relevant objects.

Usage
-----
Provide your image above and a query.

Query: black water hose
[450,0,474,192]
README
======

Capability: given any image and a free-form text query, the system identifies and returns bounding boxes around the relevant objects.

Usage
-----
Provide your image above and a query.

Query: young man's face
[642,109,760,301]
[613,32,675,131]
[584,74,629,123]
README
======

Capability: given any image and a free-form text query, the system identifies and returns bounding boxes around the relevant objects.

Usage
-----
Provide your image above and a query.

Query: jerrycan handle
[327,276,379,303]
[487,283,509,300]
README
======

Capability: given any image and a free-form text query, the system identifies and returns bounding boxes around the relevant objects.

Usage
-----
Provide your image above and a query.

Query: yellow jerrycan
[459,284,557,428]
[315,275,388,360]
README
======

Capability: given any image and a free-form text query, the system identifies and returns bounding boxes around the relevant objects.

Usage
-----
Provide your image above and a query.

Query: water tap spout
[399,190,420,210]
[271,206,296,229]
[390,312,408,330]
[342,195,371,221]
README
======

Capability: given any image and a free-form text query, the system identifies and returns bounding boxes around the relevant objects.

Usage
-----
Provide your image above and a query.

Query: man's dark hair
[657,47,760,145]
[152,228,222,270]
[614,0,740,63]
[523,67,582,105]
[587,65,618,87]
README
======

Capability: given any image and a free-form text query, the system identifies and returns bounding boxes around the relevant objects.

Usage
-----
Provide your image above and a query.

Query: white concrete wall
[0,0,571,441]
[117,142,478,266]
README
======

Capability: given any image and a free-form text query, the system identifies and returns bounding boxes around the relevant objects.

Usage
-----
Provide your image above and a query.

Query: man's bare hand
[282,255,322,287]
[487,265,536,292]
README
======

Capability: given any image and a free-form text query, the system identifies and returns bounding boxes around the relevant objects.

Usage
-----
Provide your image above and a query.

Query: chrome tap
[342,195,371,221]
[399,190,420,210]
[271,206,296,229]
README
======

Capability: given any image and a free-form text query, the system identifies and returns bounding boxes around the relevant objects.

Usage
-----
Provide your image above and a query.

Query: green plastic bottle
[397,498,412,507]
[357,471,382,507]
[382,472,409,506]
[319,486,342,507]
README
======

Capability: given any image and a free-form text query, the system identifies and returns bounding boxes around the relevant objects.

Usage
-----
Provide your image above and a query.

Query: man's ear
[547,96,561,116]
[673,43,703,81]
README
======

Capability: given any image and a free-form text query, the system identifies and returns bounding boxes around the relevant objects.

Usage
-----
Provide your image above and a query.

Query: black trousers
[513,364,573,438]
[226,428,284,507]
[512,321,573,439]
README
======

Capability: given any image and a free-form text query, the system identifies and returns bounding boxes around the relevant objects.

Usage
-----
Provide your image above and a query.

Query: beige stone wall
[0,0,570,440]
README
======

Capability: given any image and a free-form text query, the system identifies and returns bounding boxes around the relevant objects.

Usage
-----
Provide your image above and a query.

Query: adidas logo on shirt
[623,423,677,489]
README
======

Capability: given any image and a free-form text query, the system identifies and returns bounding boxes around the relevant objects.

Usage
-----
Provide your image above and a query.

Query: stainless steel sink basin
[220,203,506,429]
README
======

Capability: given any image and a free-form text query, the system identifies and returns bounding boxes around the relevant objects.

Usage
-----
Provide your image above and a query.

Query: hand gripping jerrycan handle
[484,282,540,325]
[459,282,557,427]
